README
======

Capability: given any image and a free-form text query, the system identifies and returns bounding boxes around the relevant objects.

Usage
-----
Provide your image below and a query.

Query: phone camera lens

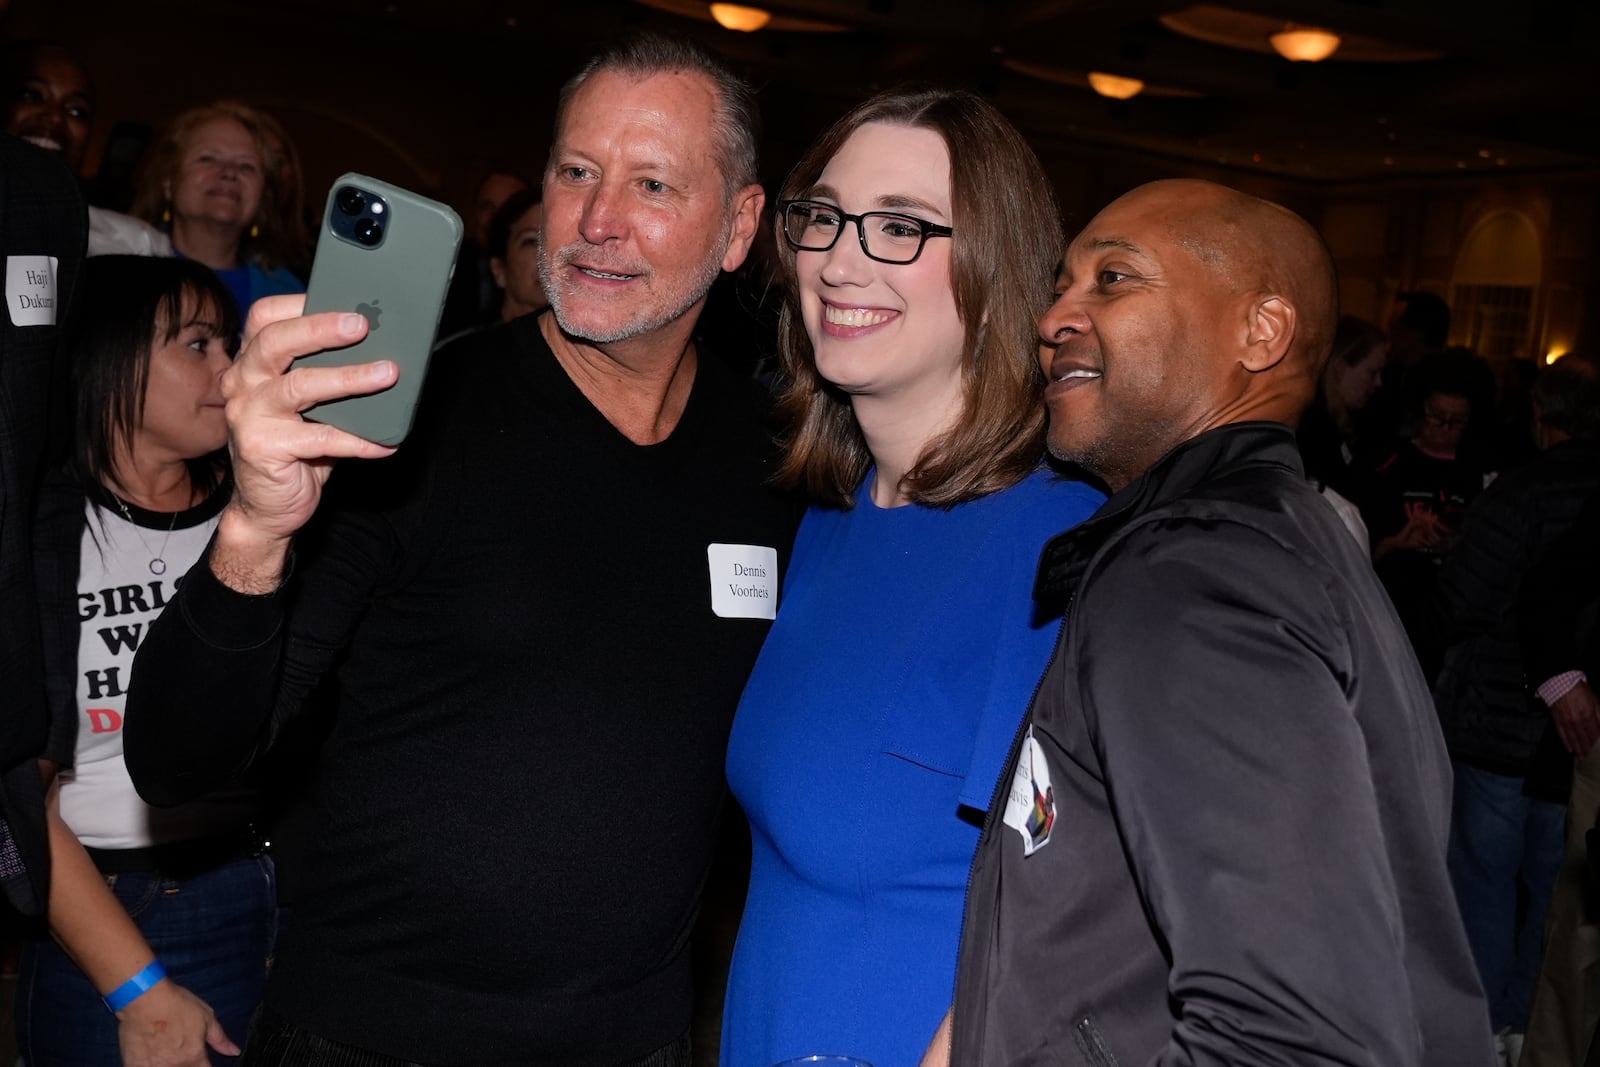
[337,188,366,216]
[355,218,383,246]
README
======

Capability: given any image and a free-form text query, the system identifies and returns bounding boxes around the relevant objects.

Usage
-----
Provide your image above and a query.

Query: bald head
[1038,179,1340,490]
[1123,179,1337,379]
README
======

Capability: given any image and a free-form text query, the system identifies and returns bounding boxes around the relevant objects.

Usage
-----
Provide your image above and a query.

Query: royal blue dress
[723,467,1102,1067]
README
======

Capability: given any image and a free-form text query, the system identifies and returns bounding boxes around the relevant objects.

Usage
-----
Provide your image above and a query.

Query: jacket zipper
[948,599,1073,1062]
[1073,1015,1122,1067]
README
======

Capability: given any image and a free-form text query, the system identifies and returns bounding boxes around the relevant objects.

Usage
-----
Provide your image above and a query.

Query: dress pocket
[881,745,965,778]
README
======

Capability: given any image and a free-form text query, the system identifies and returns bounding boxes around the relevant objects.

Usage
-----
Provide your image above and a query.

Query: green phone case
[299,173,463,446]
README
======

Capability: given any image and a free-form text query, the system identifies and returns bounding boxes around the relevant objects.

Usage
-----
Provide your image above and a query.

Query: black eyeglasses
[779,199,953,264]
[1421,406,1470,430]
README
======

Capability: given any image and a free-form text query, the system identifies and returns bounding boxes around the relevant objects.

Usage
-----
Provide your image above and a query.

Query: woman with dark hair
[1298,313,1387,495]
[720,87,1102,1065]
[1355,348,1496,670]
[18,256,273,1066]
[130,101,305,320]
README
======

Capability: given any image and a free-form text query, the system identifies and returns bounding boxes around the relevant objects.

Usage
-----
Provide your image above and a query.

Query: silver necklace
[112,497,180,576]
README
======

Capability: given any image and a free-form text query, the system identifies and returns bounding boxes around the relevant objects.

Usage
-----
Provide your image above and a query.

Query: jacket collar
[1034,421,1303,604]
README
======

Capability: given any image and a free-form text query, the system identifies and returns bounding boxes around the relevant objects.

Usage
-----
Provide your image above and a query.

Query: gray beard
[537,231,726,346]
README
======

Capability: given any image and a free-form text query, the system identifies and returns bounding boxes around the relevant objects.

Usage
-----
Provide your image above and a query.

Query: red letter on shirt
[87,707,122,733]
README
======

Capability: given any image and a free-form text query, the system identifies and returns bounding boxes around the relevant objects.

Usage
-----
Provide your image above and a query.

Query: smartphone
[298,173,463,446]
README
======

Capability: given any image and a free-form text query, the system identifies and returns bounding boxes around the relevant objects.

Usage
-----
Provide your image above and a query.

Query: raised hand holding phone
[212,174,460,594]
[213,297,395,593]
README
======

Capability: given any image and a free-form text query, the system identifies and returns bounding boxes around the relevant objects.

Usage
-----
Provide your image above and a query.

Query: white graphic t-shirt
[59,498,252,849]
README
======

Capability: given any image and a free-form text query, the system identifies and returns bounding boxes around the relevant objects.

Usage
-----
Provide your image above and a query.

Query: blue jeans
[1448,762,1566,1033]
[15,853,276,1067]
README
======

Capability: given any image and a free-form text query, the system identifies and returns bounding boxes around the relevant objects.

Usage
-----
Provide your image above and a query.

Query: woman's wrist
[102,959,166,1013]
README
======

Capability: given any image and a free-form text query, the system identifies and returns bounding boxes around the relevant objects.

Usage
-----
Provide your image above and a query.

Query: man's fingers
[1552,687,1600,758]
[230,309,369,387]
[237,416,398,464]
[1577,710,1600,758]
[1556,716,1586,757]
[227,358,397,423]
[1561,720,1600,759]
[241,291,309,342]
[278,359,399,416]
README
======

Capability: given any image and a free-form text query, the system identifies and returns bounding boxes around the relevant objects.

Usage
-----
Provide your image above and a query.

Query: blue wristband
[103,960,166,1013]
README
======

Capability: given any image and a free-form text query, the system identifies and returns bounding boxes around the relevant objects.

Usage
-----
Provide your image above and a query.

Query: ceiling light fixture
[709,3,771,31]
[1267,26,1342,62]
[1088,71,1145,100]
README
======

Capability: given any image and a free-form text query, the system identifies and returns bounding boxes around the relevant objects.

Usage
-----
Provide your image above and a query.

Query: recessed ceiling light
[1268,27,1341,62]
[1087,72,1145,99]
[709,3,771,31]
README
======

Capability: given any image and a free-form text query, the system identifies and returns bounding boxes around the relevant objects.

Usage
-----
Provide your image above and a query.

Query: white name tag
[1002,727,1056,856]
[707,543,778,620]
[6,255,59,326]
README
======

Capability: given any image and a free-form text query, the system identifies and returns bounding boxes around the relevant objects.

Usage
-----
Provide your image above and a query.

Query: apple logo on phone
[355,299,383,332]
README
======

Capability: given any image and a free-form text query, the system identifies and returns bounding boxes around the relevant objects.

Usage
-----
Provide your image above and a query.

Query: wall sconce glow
[1088,72,1145,100]
[1268,27,1342,62]
[1546,349,1568,365]
[709,3,772,31]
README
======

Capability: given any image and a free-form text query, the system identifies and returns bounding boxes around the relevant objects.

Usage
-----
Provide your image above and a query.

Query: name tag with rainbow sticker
[1002,726,1056,856]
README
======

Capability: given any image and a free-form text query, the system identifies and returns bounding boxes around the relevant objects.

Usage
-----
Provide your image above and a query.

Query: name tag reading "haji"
[707,543,778,620]
[7,255,58,326]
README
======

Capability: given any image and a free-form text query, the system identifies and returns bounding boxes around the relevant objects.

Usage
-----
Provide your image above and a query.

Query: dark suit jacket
[0,133,86,916]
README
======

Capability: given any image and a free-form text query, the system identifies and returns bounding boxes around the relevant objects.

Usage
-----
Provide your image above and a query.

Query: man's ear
[721,184,766,273]
[1241,294,1295,373]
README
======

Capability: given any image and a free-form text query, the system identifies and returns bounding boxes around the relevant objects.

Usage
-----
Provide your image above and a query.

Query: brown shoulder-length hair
[773,86,1064,509]
[130,100,307,275]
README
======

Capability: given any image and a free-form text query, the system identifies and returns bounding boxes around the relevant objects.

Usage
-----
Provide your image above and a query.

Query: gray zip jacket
[951,423,1492,1067]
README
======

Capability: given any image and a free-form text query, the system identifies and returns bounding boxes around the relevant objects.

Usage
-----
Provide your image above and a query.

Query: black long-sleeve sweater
[125,315,801,1065]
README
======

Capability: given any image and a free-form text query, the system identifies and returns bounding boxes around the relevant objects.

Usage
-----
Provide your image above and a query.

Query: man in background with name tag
[1,0,88,922]
[123,32,799,1067]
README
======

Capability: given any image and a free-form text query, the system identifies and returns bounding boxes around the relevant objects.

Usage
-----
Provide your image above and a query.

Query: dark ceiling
[647,0,1600,183]
[14,0,1600,191]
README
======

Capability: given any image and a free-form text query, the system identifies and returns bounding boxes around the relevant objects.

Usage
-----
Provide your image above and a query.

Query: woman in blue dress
[722,87,1103,1066]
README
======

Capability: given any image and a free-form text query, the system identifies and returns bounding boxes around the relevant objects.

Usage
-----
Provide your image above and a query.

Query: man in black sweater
[123,33,797,1067]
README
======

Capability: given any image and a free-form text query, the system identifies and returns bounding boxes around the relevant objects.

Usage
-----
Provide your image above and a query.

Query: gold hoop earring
[249,223,260,239]
[161,206,171,223]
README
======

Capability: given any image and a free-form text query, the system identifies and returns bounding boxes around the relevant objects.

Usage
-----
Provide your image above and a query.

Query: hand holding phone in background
[209,175,461,595]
